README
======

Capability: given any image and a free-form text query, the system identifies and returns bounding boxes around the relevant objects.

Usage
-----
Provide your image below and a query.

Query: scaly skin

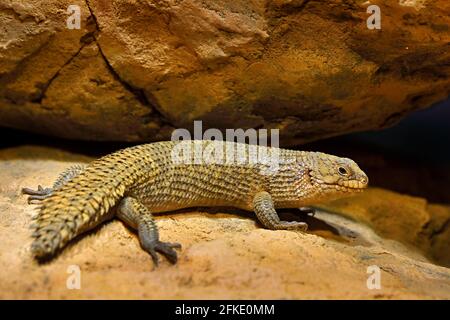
[23,140,368,265]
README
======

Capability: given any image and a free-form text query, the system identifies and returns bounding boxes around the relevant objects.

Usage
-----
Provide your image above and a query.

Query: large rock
[0,0,449,143]
[0,145,449,299]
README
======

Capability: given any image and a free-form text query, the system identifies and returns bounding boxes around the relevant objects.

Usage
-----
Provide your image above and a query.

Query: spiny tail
[30,146,148,260]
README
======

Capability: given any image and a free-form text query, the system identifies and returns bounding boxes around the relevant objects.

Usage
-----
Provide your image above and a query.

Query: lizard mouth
[329,183,365,193]
[337,179,368,189]
[311,177,367,192]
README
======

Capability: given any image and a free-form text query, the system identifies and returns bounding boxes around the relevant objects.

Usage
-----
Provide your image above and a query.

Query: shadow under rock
[0,127,131,161]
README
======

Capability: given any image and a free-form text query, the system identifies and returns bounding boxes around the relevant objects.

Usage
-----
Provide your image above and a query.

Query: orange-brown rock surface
[1,145,449,299]
[0,0,449,143]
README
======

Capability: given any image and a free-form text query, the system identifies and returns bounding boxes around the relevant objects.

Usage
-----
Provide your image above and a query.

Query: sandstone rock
[0,145,449,299]
[0,0,449,143]
[321,188,450,267]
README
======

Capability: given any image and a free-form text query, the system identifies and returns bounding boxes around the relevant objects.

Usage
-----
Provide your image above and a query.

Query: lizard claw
[22,185,52,195]
[148,248,160,267]
[143,241,182,266]
[22,186,53,204]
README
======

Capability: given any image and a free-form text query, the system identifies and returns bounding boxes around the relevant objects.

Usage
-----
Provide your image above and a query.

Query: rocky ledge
[0,145,448,299]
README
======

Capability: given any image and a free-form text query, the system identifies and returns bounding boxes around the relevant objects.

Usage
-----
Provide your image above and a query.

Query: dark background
[306,96,450,203]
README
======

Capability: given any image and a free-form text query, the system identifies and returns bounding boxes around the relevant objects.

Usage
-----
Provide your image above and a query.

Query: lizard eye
[338,166,348,176]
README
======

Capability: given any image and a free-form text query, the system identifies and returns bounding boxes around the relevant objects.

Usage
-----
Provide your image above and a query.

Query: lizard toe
[154,241,180,264]
[280,221,308,231]
[143,245,159,267]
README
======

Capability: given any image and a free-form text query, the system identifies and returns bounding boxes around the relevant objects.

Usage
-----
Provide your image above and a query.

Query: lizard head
[305,152,368,199]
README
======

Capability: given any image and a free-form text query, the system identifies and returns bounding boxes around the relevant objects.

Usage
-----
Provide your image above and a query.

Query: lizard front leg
[22,164,86,204]
[117,197,181,266]
[253,191,308,231]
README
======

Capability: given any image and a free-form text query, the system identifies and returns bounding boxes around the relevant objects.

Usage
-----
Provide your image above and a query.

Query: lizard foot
[143,240,182,266]
[22,185,53,204]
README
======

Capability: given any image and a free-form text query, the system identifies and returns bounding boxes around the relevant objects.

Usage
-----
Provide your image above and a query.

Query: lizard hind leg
[117,197,181,266]
[22,164,86,204]
[253,191,308,231]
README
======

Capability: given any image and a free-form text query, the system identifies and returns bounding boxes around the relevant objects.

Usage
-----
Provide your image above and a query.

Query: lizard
[22,140,368,266]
